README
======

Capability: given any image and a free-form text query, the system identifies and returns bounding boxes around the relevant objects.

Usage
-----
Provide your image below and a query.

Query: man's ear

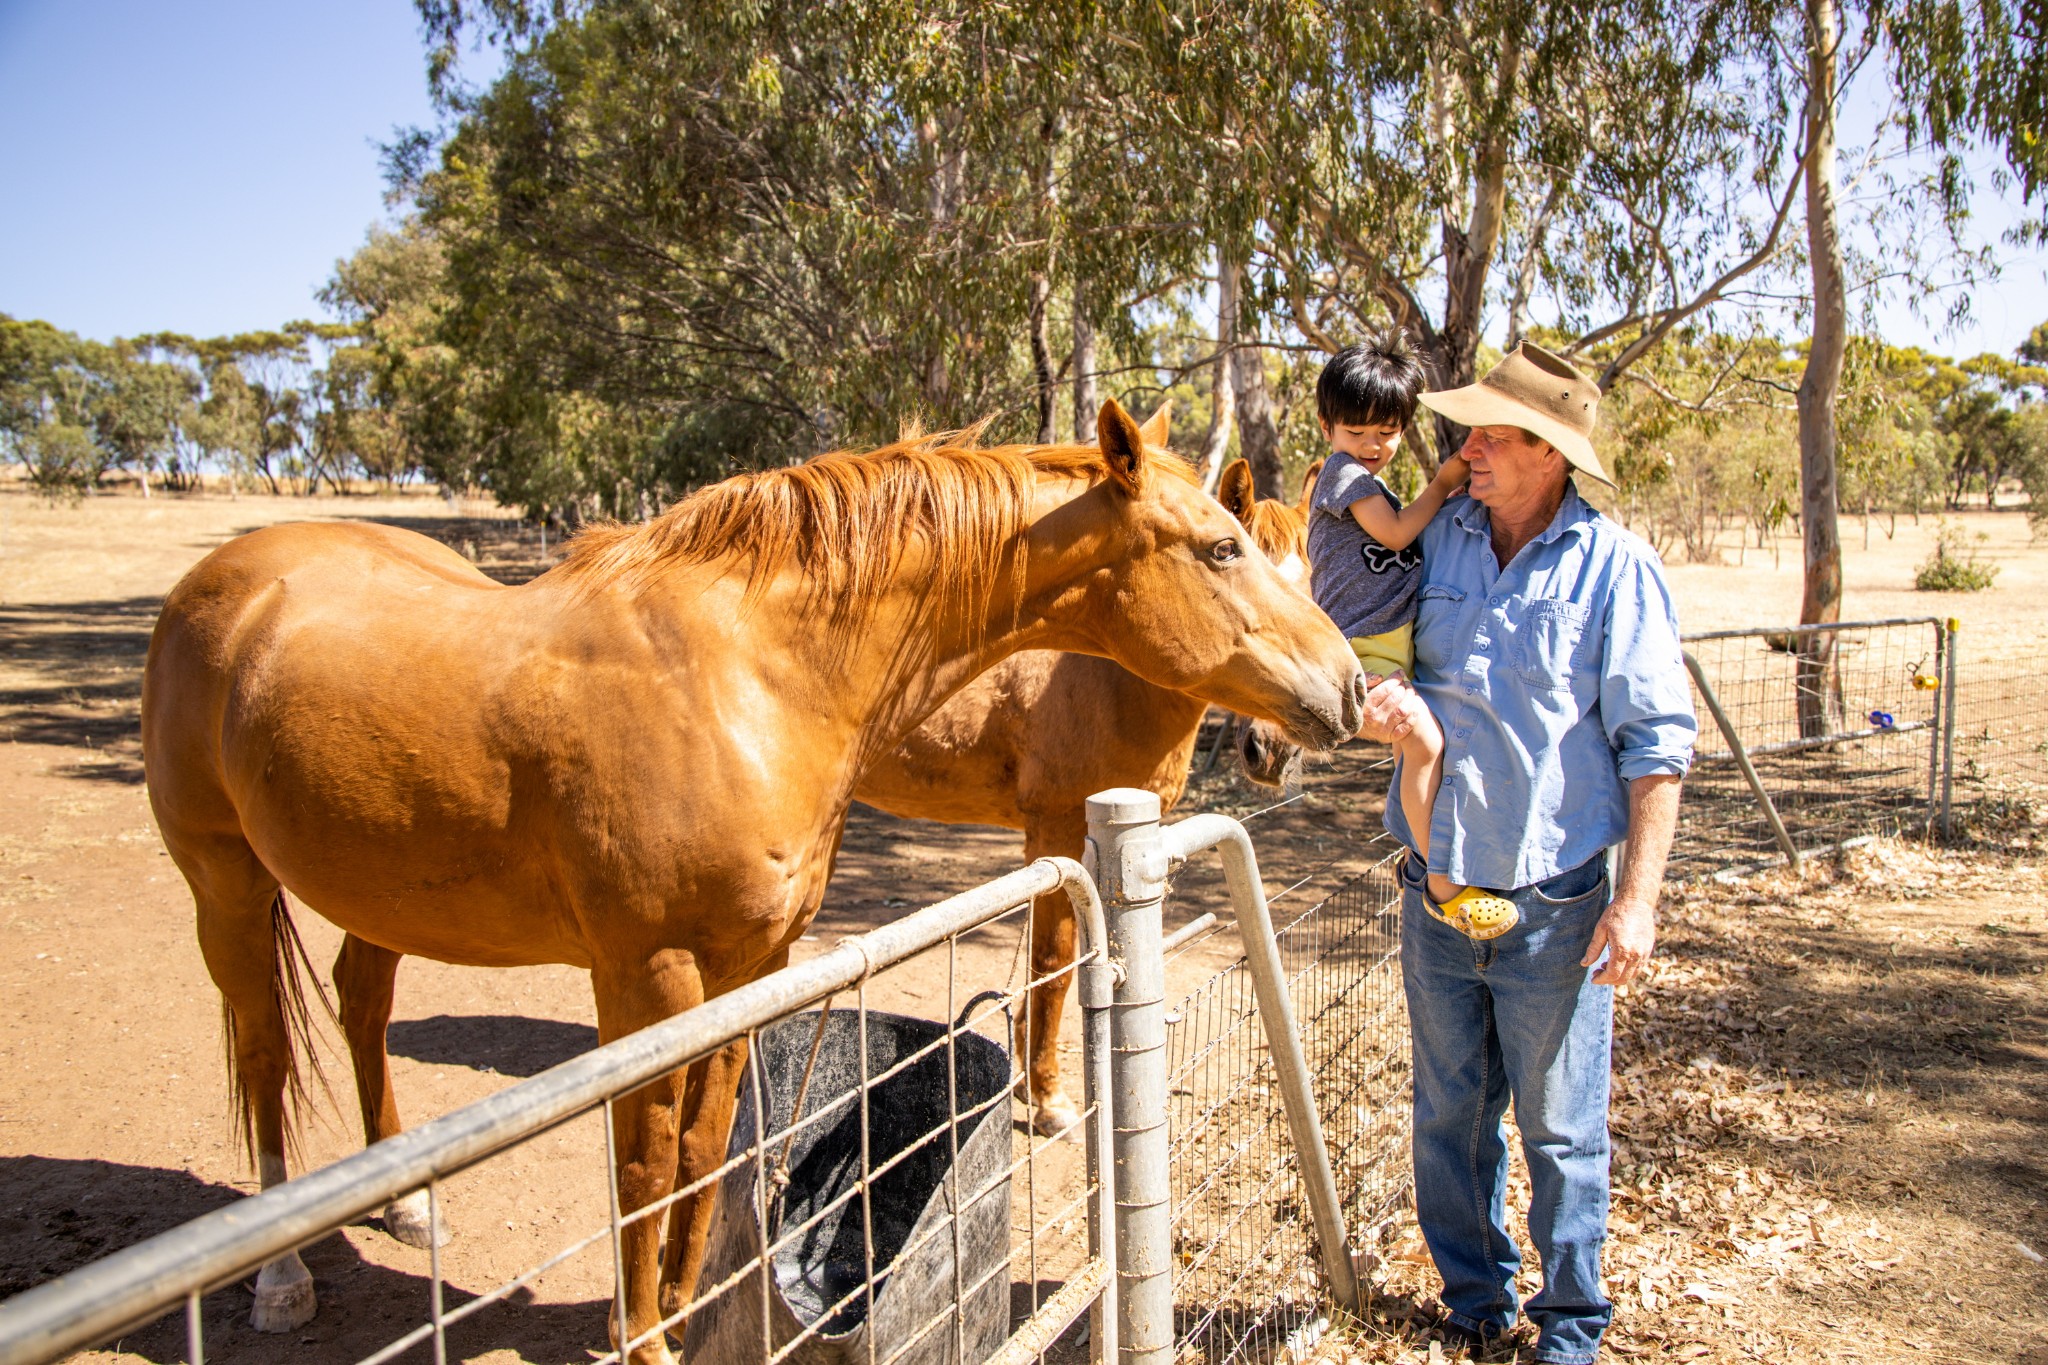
[1138,401,1172,449]
[1296,458,1325,517]
[1217,459,1256,522]
[1097,399,1148,496]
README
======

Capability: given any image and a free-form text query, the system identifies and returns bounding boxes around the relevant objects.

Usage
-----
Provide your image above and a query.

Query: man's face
[1458,424,1563,507]
[1320,415,1405,475]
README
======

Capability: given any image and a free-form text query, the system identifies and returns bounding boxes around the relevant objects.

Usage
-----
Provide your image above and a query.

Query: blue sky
[1,2,2044,361]
[0,0,440,341]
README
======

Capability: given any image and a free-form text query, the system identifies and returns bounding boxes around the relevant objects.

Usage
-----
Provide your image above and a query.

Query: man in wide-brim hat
[1356,342,1697,1363]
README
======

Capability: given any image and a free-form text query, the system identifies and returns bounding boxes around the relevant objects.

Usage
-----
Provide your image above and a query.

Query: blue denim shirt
[1388,481,1697,890]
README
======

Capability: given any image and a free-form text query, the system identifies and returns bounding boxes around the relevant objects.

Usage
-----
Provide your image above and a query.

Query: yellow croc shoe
[1432,885,1521,941]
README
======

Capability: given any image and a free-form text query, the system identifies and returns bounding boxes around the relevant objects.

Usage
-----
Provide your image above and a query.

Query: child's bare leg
[1381,682,1466,905]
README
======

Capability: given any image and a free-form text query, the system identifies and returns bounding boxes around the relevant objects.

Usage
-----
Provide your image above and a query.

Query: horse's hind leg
[1018,809,1087,1142]
[178,835,320,1333]
[333,933,448,1248]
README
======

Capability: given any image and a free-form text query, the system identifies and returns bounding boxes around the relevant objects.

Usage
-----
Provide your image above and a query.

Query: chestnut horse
[853,454,1312,1137]
[140,401,1363,1364]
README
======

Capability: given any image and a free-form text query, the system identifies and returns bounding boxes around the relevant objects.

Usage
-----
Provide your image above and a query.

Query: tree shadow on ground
[385,1014,598,1079]
[0,1155,614,1364]
[0,598,158,783]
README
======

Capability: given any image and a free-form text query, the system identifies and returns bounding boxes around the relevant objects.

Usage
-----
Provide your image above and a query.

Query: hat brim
[1419,383,1614,487]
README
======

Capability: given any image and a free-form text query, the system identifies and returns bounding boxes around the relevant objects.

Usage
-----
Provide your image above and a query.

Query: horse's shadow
[0,1155,611,1363]
[384,1013,598,1078]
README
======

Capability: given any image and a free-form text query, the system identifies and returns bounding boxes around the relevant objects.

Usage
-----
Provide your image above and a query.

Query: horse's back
[143,521,524,825]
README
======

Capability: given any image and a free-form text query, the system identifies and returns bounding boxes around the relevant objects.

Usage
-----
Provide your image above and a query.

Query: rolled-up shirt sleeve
[1599,551,1697,781]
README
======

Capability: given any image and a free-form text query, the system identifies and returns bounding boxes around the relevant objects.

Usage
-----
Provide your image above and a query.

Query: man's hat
[1419,342,1611,486]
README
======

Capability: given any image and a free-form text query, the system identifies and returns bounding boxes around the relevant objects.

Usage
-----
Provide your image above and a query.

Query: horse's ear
[1218,460,1256,521]
[1097,399,1148,495]
[1138,401,1172,448]
[1296,458,1326,516]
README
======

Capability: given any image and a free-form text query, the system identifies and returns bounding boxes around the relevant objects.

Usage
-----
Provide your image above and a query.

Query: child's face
[1321,415,1405,474]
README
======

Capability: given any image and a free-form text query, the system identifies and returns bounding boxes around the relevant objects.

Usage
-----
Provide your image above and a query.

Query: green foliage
[21,422,104,494]
[1914,519,1999,591]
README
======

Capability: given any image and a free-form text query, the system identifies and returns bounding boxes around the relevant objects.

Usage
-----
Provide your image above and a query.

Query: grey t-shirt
[1306,452,1422,639]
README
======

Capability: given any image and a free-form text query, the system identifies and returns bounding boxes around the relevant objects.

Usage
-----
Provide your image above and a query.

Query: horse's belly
[245,811,588,969]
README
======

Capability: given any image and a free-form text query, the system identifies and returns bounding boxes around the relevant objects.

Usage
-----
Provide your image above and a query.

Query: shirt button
[1489,596,1500,606]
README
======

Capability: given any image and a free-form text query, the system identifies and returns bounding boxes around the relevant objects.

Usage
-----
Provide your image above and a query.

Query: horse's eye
[1211,538,1242,564]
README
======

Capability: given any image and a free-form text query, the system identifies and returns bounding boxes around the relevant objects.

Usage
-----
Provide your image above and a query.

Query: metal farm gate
[0,803,1409,1365]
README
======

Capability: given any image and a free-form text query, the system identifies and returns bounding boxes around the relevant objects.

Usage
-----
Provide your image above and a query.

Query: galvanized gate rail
[1087,790,1362,1365]
[0,858,1119,1365]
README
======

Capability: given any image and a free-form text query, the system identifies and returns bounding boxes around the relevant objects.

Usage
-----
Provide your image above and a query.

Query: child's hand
[1436,456,1472,487]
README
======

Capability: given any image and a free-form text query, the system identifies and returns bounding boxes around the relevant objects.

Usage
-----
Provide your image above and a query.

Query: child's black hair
[1316,332,1427,430]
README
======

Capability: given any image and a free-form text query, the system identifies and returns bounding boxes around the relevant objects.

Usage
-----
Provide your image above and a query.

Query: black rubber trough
[685,1007,1013,1365]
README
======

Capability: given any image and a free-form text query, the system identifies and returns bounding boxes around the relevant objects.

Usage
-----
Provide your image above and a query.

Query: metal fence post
[1926,620,1947,835]
[1942,618,1960,839]
[1086,788,1172,1365]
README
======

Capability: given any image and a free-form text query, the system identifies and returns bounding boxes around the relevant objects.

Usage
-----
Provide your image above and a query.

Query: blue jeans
[1400,851,1614,1364]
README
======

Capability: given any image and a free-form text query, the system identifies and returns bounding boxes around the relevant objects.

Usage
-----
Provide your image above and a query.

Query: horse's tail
[222,889,337,1165]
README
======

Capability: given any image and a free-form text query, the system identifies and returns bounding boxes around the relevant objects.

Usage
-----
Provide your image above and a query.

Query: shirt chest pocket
[1511,598,1591,693]
[1413,584,1467,675]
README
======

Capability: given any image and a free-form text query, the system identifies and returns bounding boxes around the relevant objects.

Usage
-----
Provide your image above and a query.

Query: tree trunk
[1795,0,1848,740]
[919,116,965,416]
[1071,280,1098,443]
[1198,252,1241,492]
[1423,28,1520,472]
[1027,112,1062,444]
[1234,333,1284,499]
[1029,272,1058,443]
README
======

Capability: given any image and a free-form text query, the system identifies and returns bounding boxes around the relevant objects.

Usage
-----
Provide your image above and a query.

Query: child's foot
[1427,880,1520,940]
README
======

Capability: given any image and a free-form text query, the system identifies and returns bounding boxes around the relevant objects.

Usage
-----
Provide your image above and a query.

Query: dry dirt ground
[0,486,2043,1364]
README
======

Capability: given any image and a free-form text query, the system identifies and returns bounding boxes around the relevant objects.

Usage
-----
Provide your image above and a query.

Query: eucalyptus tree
[92,346,198,496]
[404,0,1212,518]
[1773,0,2048,733]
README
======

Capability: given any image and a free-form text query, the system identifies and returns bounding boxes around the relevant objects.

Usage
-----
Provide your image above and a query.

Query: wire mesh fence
[0,862,1115,1365]
[1669,617,2048,877]
[1669,619,1947,877]
[1161,844,1409,1363]
[1945,634,2048,838]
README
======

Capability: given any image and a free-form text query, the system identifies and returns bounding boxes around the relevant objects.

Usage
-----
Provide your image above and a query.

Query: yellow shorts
[1349,623,1414,680]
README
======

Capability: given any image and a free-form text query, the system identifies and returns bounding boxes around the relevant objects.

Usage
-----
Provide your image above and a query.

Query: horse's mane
[560,426,1198,622]
[1237,495,1309,561]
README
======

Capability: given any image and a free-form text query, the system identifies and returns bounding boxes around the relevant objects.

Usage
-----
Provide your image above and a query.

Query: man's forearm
[1615,773,1682,907]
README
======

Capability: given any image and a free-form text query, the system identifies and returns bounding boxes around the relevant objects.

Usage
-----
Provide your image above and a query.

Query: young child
[1304,337,1521,939]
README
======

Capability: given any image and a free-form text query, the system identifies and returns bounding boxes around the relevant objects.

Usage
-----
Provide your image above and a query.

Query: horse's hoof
[383,1189,451,1249]
[248,1255,316,1333]
[608,1313,679,1365]
[1031,1093,1087,1144]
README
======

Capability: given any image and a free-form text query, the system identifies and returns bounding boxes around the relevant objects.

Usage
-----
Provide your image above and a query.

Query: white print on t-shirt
[1361,541,1422,574]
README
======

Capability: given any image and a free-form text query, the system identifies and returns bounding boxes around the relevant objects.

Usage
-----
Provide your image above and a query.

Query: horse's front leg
[593,949,705,1365]
[656,1035,754,1321]
[1018,808,1087,1141]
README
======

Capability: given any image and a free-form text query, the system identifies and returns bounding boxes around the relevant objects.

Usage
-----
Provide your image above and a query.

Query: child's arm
[1347,457,1470,550]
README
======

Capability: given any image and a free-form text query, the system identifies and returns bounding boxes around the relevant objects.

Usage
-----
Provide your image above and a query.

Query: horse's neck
[650,538,1080,797]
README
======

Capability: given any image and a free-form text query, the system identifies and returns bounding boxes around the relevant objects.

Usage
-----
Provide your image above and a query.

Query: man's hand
[1354,675,1423,744]
[1582,896,1655,986]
